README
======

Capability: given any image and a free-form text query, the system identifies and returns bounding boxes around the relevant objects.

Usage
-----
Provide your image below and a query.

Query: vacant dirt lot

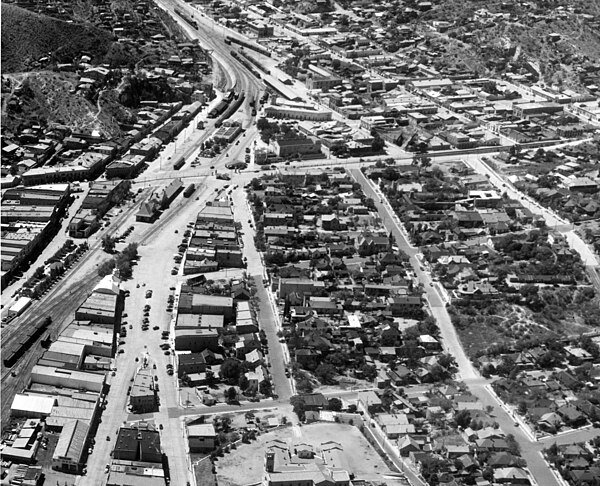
[216,422,398,486]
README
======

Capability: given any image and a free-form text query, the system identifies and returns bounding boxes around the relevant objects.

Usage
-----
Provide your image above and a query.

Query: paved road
[230,184,294,402]
[85,174,220,484]
[350,168,563,486]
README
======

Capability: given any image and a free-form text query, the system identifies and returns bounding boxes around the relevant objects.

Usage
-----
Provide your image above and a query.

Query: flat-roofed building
[513,102,563,118]
[174,329,220,352]
[178,293,234,320]
[75,292,119,324]
[187,423,217,452]
[113,424,162,463]
[196,204,235,224]
[30,365,105,392]
[176,313,225,333]
[11,393,56,418]
[52,419,89,473]
[130,369,156,413]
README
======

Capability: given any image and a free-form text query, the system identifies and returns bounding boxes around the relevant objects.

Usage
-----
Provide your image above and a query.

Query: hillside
[1,3,114,73]
[1,72,127,138]
[421,0,600,88]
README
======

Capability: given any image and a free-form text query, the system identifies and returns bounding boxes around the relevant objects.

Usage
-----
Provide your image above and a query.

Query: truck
[183,184,195,198]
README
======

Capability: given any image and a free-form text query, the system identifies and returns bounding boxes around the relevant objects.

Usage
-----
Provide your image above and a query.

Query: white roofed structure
[93,273,121,295]
[11,393,56,418]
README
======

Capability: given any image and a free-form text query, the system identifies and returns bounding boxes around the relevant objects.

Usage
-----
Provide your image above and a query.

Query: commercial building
[178,293,234,320]
[30,365,105,393]
[513,102,564,118]
[213,123,243,143]
[10,393,56,418]
[130,369,157,413]
[264,104,333,121]
[187,423,217,452]
[271,138,322,158]
[174,329,220,352]
[113,424,162,463]
[75,292,119,324]
[52,419,89,473]
[177,353,207,377]
[196,203,235,224]
[106,462,166,486]
[176,313,224,332]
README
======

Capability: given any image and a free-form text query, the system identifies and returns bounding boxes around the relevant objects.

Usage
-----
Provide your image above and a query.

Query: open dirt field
[216,422,399,486]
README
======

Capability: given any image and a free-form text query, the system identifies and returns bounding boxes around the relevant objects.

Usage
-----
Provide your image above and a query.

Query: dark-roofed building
[113,424,162,463]
[299,393,329,411]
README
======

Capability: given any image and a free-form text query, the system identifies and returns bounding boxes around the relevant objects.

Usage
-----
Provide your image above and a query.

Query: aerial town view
[1,0,600,485]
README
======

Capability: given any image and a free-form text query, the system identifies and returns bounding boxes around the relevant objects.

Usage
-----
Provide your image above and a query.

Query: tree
[455,410,471,428]
[518,401,528,415]
[506,434,521,455]
[371,135,385,153]
[360,364,377,382]
[412,153,432,175]
[238,374,249,391]
[290,396,306,421]
[315,363,337,384]
[101,235,116,253]
[220,358,243,384]
[437,353,457,371]
[259,380,272,396]
[122,243,139,260]
[381,388,395,410]
[226,387,237,402]
[328,397,342,411]
[97,259,116,277]
[257,118,270,131]
[115,255,132,280]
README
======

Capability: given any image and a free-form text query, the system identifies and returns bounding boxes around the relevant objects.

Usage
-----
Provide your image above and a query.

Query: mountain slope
[1,3,114,73]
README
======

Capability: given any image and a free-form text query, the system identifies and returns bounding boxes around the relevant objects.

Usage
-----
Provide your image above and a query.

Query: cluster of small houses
[483,341,600,436]
[2,0,213,190]
[545,441,600,486]
[369,162,587,304]
[510,151,600,223]
[247,170,461,385]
